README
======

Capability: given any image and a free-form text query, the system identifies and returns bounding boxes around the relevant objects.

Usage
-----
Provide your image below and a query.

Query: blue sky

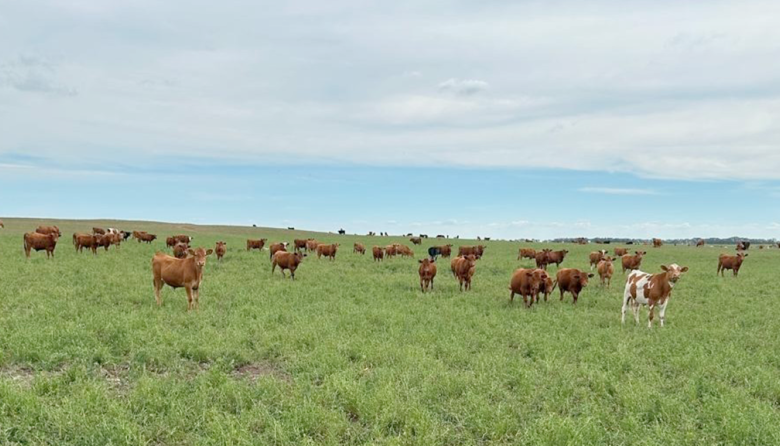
[2,1,780,239]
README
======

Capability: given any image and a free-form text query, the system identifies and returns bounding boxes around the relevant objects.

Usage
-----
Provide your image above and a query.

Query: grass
[1,217,780,445]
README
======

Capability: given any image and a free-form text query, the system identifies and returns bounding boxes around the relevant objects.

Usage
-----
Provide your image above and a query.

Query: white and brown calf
[621,264,689,328]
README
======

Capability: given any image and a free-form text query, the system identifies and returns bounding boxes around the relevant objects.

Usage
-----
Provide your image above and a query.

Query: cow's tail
[551,280,559,293]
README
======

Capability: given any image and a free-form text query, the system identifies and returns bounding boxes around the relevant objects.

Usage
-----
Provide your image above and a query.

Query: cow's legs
[621,296,628,324]
[632,301,640,324]
[659,303,667,327]
[185,287,194,311]
[647,304,655,328]
[153,280,163,306]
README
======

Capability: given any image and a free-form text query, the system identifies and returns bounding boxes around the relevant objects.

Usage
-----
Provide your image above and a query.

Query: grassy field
[1,218,780,445]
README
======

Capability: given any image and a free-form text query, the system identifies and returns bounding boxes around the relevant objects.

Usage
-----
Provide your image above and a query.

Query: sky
[2,0,780,239]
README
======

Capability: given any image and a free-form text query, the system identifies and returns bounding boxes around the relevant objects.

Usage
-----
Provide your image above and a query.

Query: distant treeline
[548,237,778,245]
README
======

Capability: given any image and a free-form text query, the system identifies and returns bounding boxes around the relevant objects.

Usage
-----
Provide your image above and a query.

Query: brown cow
[23,232,59,259]
[450,255,477,291]
[614,247,628,257]
[152,247,213,310]
[396,244,414,257]
[306,239,319,252]
[353,243,366,255]
[139,233,157,243]
[535,249,552,269]
[132,230,147,242]
[73,233,99,254]
[653,238,663,248]
[696,239,705,247]
[718,253,747,277]
[622,264,688,328]
[172,235,193,244]
[621,251,647,273]
[589,250,607,270]
[385,244,398,258]
[316,243,339,260]
[372,246,385,261]
[0,220,4,228]
[269,242,288,260]
[93,227,106,235]
[94,234,112,251]
[166,236,177,248]
[538,272,555,303]
[272,251,305,280]
[518,247,536,260]
[294,238,309,252]
[173,242,190,259]
[554,268,594,304]
[458,245,486,259]
[215,241,226,261]
[436,244,453,258]
[509,268,548,307]
[597,256,615,287]
[36,225,61,237]
[247,238,267,252]
[546,250,568,268]
[410,237,422,245]
[418,258,437,292]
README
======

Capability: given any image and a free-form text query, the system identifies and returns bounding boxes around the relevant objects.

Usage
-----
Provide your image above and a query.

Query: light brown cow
[410,237,422,245]
[306,239,320,252]
[718,253,747,277]
[597,256,615,287]
[614,247,628,257]
[93,227,106,235]
[418,258,437,292]
[385,244,398,258]
[621,251,647,273]
[132,230,147,242]
[24,232,59,259]
[554,268,594,304]
[36,225,61,237]
[353,243,366,255]
[316,243,339,260]
[622,264,688,327]
[152,248,213,310]
[247,238,267,252]
[509,268,548,307]
[272,251,305,280]
[395,244,414,258]
[458,245,486,259]
[518,248,536,260]
[269,242,288,260]
[450,255,477,291]
[73,233,99,254]
[215,241,226,261]
[372,246,385,261]
[589,250,607,270]
[653,238,663,248]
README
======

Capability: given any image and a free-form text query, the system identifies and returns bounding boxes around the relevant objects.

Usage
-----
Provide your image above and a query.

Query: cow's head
[635,251,647,257]
[661,264,688,283]
[216,241,226,248]
[188,248,213,267]
[572,271,594,287]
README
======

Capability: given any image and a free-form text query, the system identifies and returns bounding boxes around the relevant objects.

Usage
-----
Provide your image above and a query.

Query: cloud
[0,54,77,96]
[579,187,659,195]
[437,78,490,96]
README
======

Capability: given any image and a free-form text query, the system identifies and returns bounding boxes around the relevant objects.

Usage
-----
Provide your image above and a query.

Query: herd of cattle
[11,225,757,327]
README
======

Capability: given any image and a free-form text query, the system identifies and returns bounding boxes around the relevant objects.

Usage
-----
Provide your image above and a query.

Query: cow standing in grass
[24,232,59,258]
[622,264,688,328]
[215,241,226,261]
[418,258,437,292]
[272,251,305,280]
[152,247,214,311]
[451,255,477,291]
[718,253,747,277]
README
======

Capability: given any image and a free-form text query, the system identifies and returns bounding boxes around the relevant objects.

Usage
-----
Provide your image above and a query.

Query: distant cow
[24,232,59,259]
[306,239,319,252]
[614,248,628,257]
[418,258,437,292]
[372,246,385,261]
[294,239,309,252]
[385,244,398,257]
[427,246,441,259]
[152,247,214,311]
[395,244,414,257]
[653,238,663,248]
[36,225,61,237]
[518,248,536,260]
[316,243,339,260]
[269,242,289,259]
[535,249,552,269]
[0,220,4,228]
[246,238,267,251]
[73,233,99,254]
[546,249,568,268]
[597,256,615,287]
[353,243,366,254]
[215,241,226,261]
[621,251,646,273]
[93,227,106,235]
[338,228,346,235]
[450,255,477,291]
[272,251,305,280]
[589,250,607,270]
[410,237,422,245]
[718,253,747,277]
[509,268,549,307]
[139,233,157,244]
[437,244,453,258]
[696,239,705,247]
[458,245,486,259]
[622,264,688,328]
[737,241,751,251]
[173,242,190,259]
[554,268,594,304]
[171,235,192,245]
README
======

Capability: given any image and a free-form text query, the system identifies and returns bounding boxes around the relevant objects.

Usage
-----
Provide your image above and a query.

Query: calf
[589,250,607,270]
[24,232,59,258]
[73,233,99,254]
[269,242,288,259]
[621,251,646,273]
[372,246,385,261]
[316,243,339,260]
[718,253,747,277]
[152,247,214,310]
[538,272,555,303]
[215,241,226,261]
[173,242,190,259]
[518,247,536,260]
[418,258,437,292]
[450,255,477,291]
[554,268,594,304]
[272,251,305,280]
[247,238,267,251]
[509,268,548,307]
[597,256,615,287]
[385,244,398,258]
[353,243,366,255]
[36,225,61,237]
[614,247,628,257]
[622,264,688,328]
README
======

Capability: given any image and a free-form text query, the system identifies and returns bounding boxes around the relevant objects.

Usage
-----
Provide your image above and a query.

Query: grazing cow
[294,239,309,252]
[73,233,99,254]
[737,241,751,251]
[395,244,414,257]
[621,251,647,273]
[23,232,59,259]
[696,239,705,247]
[450,255,477,291]
[614,248,628,257]
[246,238,267,251]
[269,242,288,259]
[372,246,385,261]
[173,242,190,259]
[338,228,346,235]
[718,253,747,277]
[272,251,305,280]
[353,243,366,255]
[546,249,568,268]
[597,256,615,287]
[518,248,536,260]
[36,225,61,237]
[93,227,106,235]
[385,244,398,258]
[152,247,213,311]
[653,238,663,248]
[305,239,319,252]
[418,258,437,292]
[458,245,486,259]
[215,241,226,261]
[139,233,157,243]
[316,243,339,260]
[535,249,552,269]
[554,268,594,304]
[622,264,688,327]
[589,250,607,270]
[410,237,422,245]
[509,268,548,307]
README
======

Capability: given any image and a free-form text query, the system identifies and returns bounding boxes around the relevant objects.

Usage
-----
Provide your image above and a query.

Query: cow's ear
[680,266,689,273]
[418,259,423,263]
[660,265,668,272]
[588,273,594,278]
[187,249,195,256]
[206,249,214,255]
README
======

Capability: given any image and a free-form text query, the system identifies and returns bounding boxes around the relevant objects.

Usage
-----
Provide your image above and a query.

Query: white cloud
[437,78,490,96]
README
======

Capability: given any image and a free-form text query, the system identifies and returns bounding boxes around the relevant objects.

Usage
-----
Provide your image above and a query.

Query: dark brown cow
[247,238,267,251]
[173,242,190,259]
[509,268,549,307]
[597,256,615,287]
[36,225,61,237]
[272,251,305,280]
[294,238,309,252]
[535,249,552,269]
[554,268,594,304]
[614,247,628,257]
[718,253,747,277]
[589,250,607,270]
[458,245,486,259]
[696,239,705,247]
[353,243,366,255]
[621,251,647,273]
[73,233,99,254]
[622,264,688,327]
[152,247,213,310]
[450,255,477,291]
[24,232,59,259]
[410,237,422,245]
[372,246,385,261]
[139,233,157,243]
[418,258,437,292]
[437,244,453,258]
[215,241,226,261]
[546,249,568,268]
[653,238,663,248]
[93,227,106,235]
[269,242,288,260]
[316,243,339,260]
[518,247,536,260]
[94,234,112,251]
[173,235,193,244]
